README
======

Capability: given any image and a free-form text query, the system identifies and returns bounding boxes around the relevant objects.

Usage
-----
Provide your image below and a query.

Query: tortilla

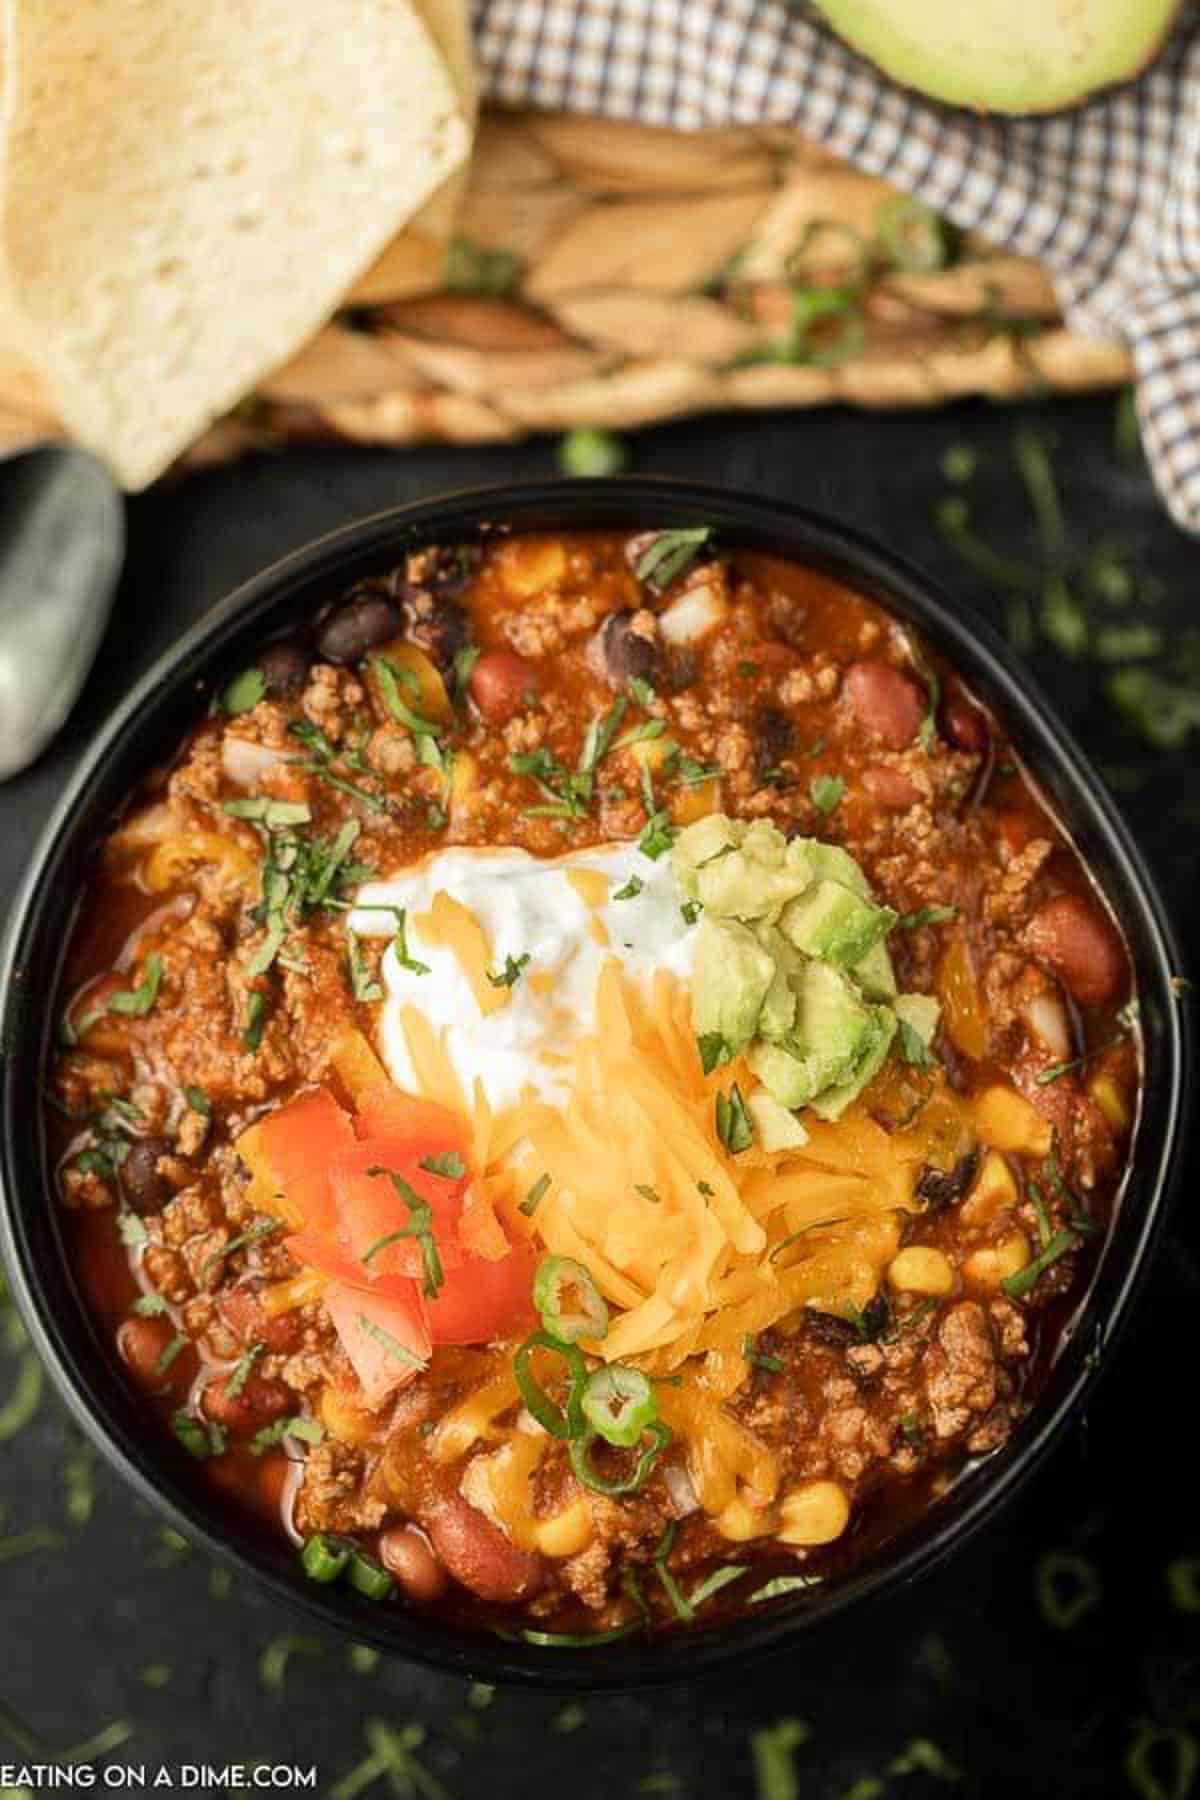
[345,0,477,305]
[0,0,470,487]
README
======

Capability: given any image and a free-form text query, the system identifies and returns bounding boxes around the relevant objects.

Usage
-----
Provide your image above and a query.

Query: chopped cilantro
[419,1151,466,1180]
[172,1410,227,1460]
[809,774,845,815]
[487,953,531,989]
[243,991,267,1052]
[715,1083,754,1154]
[613,875,645,900]
[898,905,958,930]
[108,953,164,1017]
[363,1170,444,1298]
[519,1173,551,1217]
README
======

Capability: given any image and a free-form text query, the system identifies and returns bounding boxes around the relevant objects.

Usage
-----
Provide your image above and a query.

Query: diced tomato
[354,1083,469,1152]
[330,1138,467,1283]
[254,1089,355,1234]
[283,1230,415,1301]
[425,1243,539,1346]
[323,1281,431,1406]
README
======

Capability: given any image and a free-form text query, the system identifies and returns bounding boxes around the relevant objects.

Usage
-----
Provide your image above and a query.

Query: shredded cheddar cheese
[413,890,509,1017]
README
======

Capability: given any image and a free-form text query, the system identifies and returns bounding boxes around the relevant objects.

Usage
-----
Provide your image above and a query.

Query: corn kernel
[496,538,567,599]
[961,1150,1019,1226]
[449,750,478,811]
[715,1495,777,1543]
[319,1384,377,1446]
[964,1232,1030,1290]
[259,1267,325,1317]
[777,1481,851,1547]
[671,777,722,825]
[534,1500,594,1558]
[1089,1073,1131,1132]
[971,1085,1053,1156]
[888,1246,955,1296]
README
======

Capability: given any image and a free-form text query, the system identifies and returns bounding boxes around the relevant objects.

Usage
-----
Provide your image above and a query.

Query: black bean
[315,593,401,664]
[661,647,699,694]
[804,1309,859,1350]
[596,611,661,688]
[755,706,793,776]
[121,1137,173,1215]
[418,543,482,599]
[256,638,310,695]
[402,591,472,673]
[916,1148,981,1212]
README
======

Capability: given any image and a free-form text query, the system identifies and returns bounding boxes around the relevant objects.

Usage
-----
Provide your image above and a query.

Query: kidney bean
[120,1137,173,1215]
[217,1285,302,1356]
[596,611,661,689]
[256,638,310,695]
[379,1524,449,1603]
[116,1315,177,1389]
[861,764,921,810]
[316,593,401,665]
[1025,894,1126,1007]
[942,695,989,753]
[202,1372,292,1435]
[425,1493,546,1603]
[843,660,926,749]
[468,650,537,723]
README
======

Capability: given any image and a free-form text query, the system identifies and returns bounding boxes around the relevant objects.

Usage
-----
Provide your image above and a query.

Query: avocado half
[812,0,1182,115]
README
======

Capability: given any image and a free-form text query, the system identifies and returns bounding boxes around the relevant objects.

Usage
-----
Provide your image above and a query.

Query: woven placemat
[0,111,1131,472]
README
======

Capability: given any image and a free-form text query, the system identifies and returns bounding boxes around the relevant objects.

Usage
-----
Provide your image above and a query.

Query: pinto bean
[217,1285,302,1356]
[316,593,401,665]
[425,1493,546,1603]
[120,1137,173,1215]
[861,764,921,810]
[256,638,310,695]
[202,1373,292,1435]
[943,695,989,753]
[379,1524,449,1603]
[468,650,536,723]
[117,1315,178,1389]
[1025,894,1126,1007]
[844,660,926,749]
[596,611,661,688]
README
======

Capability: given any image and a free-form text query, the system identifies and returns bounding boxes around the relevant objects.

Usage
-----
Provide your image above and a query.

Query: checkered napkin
[474,0,1200,534]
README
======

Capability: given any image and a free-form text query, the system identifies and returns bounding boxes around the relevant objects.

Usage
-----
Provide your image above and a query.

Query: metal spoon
[0,444,124,781]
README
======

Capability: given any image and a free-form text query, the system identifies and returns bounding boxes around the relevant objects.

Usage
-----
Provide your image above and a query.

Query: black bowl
[0,479,1190,1690]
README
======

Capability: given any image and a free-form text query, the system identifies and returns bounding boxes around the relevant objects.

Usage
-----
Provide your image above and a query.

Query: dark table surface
[1,394,1197,1800]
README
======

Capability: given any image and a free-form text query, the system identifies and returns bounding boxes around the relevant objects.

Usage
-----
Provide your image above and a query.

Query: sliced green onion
[517,1622,641,1647]
[1002,1228,1079,1301]
[686,1564,748,1610]
[568,1419,672,1496]
[580,1365,657,1449]
[876,194,953,273]
[301,1533,354,1583]
[514,1331,587,1440]
[108,952,164,1017]
[653,1521,694,1624]
[533,1255,609,1343]
[222,668,266,715]
[346,1551,395,1601]
[748,1573,822,1604]
[559,428,628,478]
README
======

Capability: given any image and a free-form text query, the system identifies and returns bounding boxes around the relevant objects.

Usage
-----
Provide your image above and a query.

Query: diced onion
[1023,991,1071,1060]
[222,735,290,787]
[659,581,727,645]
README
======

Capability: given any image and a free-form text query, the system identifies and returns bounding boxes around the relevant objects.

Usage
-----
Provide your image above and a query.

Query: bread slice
[0,0,470,486]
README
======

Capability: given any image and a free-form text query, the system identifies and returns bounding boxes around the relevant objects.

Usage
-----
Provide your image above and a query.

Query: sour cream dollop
[347,843,698,1109]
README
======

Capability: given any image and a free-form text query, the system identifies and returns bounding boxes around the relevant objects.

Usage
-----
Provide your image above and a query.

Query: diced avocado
[810,1009,898,1122]
[695,844,810,922]
[691,917,774,1053]
[673,815,741,899]
[851,938,897,1001]
[746,1088,809,1152]
[812,0,1180,118]
[780,880,896,968]
[800,840,871,898]
[755,925,802,1042]
[894,992,941,1046]
[748,961,872,1108]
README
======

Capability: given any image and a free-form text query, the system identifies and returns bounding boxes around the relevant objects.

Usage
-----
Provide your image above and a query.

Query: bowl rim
[0,476,1191,1692]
